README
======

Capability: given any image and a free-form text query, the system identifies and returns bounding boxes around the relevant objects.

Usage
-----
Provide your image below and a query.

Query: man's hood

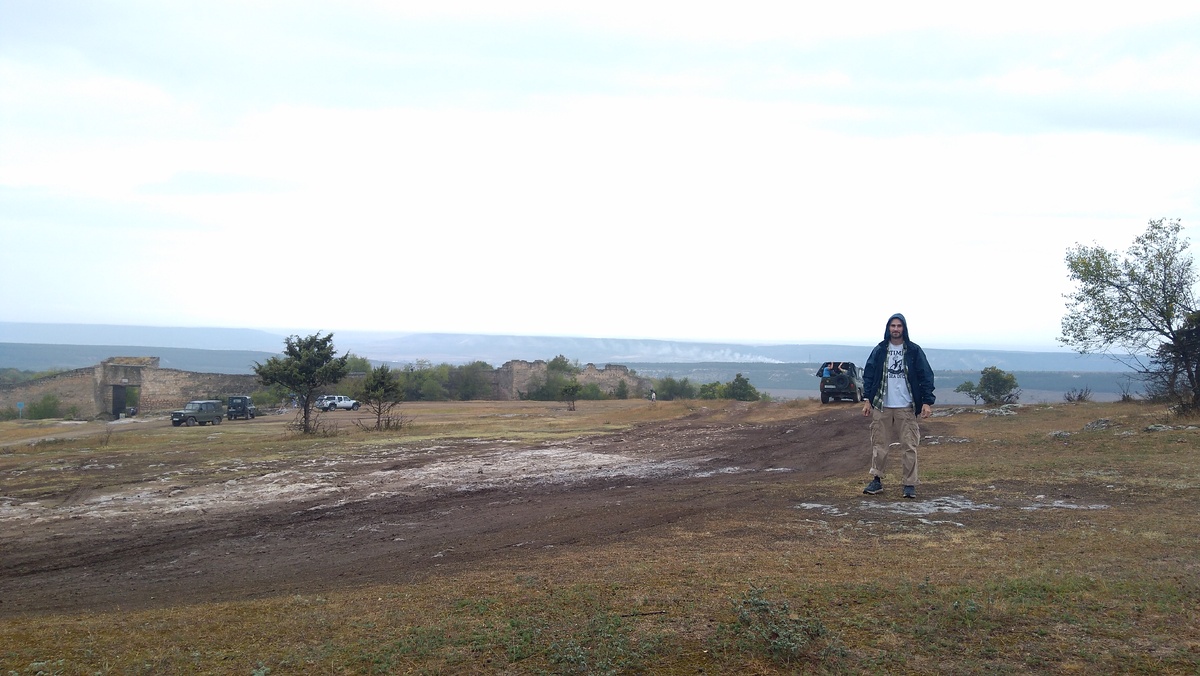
[884,313,910,342]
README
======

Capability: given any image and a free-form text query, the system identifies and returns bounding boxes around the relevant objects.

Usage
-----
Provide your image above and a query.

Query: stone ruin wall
[136,369,260,412]
[0,367,96,417]
[1,357,652,419]
[576,363,650,397]
[0,358,260,419]
[492,360,650,400]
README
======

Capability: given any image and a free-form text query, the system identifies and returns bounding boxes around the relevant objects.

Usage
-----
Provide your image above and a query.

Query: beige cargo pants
[869,406,920,486]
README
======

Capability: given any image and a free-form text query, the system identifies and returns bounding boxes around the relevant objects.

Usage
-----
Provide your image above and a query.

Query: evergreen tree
[254,332,349,434]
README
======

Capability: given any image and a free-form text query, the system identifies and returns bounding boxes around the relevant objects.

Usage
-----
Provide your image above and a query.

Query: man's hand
[920,403,932,419]
[862,401,871,417]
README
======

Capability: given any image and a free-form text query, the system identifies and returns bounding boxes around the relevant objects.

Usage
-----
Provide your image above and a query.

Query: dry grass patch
[3,400,1199,674]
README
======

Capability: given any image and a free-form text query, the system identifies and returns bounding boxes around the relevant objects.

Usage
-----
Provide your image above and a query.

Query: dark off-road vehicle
[226,395,257,420]
[816,361,864,404]
[171,400,224,427]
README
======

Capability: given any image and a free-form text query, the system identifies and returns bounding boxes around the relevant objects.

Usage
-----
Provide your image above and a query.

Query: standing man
[861,313,936,499]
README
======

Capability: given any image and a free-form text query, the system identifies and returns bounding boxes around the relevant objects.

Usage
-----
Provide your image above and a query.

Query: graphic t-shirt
[883,343,913,409]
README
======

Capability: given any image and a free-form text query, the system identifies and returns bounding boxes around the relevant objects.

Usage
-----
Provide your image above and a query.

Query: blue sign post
[16,401,24,420]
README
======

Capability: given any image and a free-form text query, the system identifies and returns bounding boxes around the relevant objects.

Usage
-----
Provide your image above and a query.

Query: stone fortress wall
[1,357,653,418]
[492,360,650,400]
[0,357,259,419]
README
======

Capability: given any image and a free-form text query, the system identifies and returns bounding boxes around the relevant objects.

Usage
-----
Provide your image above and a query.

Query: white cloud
[1,2,1198,347]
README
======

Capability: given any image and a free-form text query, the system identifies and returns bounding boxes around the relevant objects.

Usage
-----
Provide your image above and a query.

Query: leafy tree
[0,368,26,385]
[359,364,404,430]
[260,383,294,408]
[975,366,1020,404]
[955,380,982,404]
[125,387,141,410]
[27,393,62,419]
[698,381,723,400]
[561,381,582,411]
[448,361,494,400]
[579,383,606,400]
[420,375,448,401]
[398,360,438,401]
[1061,218,1198,410]
[388,360,496,402]
[345,353,373,374]
[524,370,574,401]
[410,363,450,401]
[523,356,581,401]
[0,368,65,385]
[614,379,629,400]
[254,332,349,434]
[1146,310,1200,405]
[655,376,697,401]
[549,355,580,372]
[725,373,762,402]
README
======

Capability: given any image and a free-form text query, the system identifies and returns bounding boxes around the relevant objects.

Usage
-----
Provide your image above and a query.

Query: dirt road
[1,404,898,617]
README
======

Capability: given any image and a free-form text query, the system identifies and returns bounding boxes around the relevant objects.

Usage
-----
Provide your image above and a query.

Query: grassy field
[2,399,1198,674]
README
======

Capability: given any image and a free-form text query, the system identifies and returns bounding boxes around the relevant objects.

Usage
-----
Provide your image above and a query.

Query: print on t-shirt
[884,344,912,409]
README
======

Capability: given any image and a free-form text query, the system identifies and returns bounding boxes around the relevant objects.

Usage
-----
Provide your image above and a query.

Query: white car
[315,394,360,411]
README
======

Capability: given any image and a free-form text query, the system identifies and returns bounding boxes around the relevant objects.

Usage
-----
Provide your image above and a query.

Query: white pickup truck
[315,394,360,411]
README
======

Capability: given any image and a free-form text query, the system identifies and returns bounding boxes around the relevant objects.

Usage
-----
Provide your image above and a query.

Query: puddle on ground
[1021,500,1109,511]
[796,494,1109,523]
[858,495,1001,516]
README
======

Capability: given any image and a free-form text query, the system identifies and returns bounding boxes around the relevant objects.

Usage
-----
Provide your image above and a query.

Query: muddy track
[1,408,899,617]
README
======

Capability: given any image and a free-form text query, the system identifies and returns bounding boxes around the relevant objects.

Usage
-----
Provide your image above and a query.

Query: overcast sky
[2,2,1198,350]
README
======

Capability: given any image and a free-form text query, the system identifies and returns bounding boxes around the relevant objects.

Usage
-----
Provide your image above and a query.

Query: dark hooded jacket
[862,313,936,415]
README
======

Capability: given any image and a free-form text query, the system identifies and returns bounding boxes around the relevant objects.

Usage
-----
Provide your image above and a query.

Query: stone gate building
[1,357,652,419]
[0,357,259,419]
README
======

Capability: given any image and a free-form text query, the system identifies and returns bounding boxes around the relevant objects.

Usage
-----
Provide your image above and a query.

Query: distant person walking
[861,313,936,499]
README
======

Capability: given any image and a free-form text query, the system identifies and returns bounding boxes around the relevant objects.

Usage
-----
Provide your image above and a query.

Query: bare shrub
[287,409,340,436]
[1063,386,1093,403]
[353,412,410,432]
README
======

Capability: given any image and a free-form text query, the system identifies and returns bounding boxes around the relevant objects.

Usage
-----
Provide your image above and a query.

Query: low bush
[1064,386,1093,403]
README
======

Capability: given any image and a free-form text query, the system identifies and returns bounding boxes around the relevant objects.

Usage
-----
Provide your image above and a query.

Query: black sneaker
[903,485,916,499]
[863,477,883,495]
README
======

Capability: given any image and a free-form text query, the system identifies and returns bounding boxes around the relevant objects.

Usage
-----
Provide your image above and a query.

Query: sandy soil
[0,405,1111,618]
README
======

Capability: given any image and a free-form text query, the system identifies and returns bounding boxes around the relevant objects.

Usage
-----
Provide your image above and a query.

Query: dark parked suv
[171,400,224,426]
[226,395,258,420]
[816,361,864,404]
